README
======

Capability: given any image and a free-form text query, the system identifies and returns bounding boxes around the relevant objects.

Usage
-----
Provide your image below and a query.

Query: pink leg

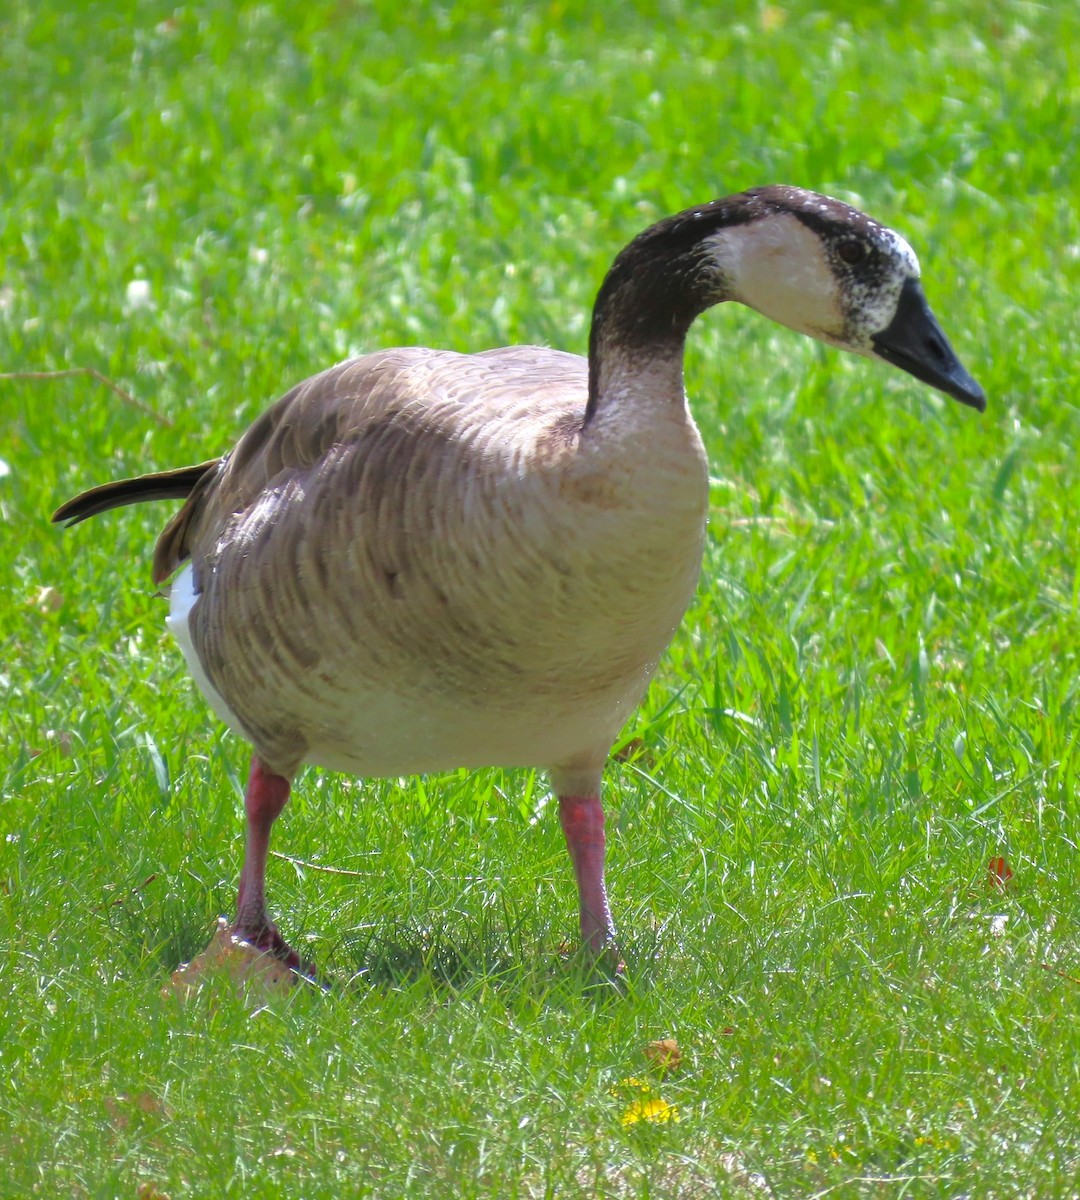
[559,794,616,954]
[232,757,307,973]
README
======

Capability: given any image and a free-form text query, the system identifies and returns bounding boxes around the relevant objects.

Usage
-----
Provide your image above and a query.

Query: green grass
[2,0,1079,1194]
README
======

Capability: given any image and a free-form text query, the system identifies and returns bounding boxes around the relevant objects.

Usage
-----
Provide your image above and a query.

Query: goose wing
[153,346,588,586]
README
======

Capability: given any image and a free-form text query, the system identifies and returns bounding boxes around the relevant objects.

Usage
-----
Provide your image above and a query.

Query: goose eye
[837,240,867,266]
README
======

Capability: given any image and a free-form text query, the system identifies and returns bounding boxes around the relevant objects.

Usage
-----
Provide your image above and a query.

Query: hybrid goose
[54,186,985,975]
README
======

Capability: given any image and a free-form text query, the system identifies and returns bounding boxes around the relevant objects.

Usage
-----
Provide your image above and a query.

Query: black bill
[871,276,986,411]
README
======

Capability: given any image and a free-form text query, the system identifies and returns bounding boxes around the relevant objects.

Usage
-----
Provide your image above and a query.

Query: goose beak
[871,277,986,412]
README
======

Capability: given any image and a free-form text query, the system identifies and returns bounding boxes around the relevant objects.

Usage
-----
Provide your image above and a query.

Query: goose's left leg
[552,761,618,957]
[233,756,308,974]
[558,792,616,955]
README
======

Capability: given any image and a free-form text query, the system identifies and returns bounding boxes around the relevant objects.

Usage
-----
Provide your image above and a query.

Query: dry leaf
[644,1038,683,1075]
[164,917,300,1000]
[136,1183,172,1200]
[104,1091,171,1131]
[133,1091,168,1116]
[103,1095,129,1131]
[612,737,646,762]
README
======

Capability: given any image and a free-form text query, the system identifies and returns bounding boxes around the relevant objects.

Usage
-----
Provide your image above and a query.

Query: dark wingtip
[50,460,221,528]
[52,494,110,526]
[51,498,97,526]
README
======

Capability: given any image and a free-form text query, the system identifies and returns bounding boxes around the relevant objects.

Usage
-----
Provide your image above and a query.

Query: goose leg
[233,757,306,972]
[558,794,616,954]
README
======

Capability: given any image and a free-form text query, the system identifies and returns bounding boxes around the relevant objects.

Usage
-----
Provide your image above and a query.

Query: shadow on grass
[113,886,663,1005]
[331,919,642,1007]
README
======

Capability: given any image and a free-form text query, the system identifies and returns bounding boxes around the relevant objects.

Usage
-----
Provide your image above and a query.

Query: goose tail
[51,460,222,526]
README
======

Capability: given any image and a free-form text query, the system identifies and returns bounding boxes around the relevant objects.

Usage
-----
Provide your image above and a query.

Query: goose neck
[584,219,735,424]
[585,342,690,428]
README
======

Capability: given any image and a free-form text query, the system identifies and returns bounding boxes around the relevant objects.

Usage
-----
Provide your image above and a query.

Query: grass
[2,0,1079,1194]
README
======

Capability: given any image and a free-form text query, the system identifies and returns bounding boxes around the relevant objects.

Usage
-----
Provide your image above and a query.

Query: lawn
[2,0,1079,1195]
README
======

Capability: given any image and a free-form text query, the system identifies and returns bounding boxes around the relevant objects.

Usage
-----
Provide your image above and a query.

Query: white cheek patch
[704,209,927,355]
[706,216,844,341]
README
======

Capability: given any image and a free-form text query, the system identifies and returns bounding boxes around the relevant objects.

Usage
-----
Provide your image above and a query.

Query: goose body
[163,346,707,784]
[55,186,985,973]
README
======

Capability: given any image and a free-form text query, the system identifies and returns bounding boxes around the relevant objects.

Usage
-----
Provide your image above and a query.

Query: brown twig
[0,367,173,427]
[271,850,371,878]
[1041,963,1080,986]
[93,873,159,912]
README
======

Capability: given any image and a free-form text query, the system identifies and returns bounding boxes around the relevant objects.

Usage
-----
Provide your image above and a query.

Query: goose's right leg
[233,756,308,973]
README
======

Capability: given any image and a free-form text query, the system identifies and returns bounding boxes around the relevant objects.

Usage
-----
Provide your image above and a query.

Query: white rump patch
[165,564,246,735]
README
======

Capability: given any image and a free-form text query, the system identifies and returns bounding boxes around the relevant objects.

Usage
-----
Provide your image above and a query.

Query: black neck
[584,198,765,422]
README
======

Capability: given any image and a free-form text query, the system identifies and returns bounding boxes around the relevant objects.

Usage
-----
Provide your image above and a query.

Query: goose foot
[166,917,310,999]
[229,916,313,979]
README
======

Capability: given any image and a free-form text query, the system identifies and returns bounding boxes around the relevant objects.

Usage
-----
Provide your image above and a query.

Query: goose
[54,186,985,976]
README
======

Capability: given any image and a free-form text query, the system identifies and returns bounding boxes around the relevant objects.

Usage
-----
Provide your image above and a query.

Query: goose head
[589,184,985,412]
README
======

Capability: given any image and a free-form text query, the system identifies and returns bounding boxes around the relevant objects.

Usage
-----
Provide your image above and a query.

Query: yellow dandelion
[621,1096,680,1126]
[609,1076,651,1096]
